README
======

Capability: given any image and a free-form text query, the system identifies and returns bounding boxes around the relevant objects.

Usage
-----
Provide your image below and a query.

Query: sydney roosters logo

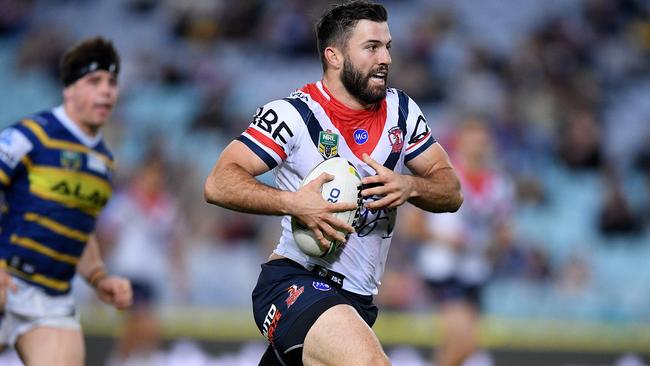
[387,126,404,153]
[285,285,304,308]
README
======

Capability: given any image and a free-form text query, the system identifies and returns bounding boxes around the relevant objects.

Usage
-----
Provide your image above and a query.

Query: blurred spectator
[635,137,650,222]
[0,0,34,36]
[557,107,604,171]
[488,221,552,283]
[216,0,264,39]
[190,88,229,132]
[16,26,71,78]
[525,247,552,283]
[598,167,643,237]
[168,0,221,44]
[451,47,507,119]
[555,252,592,298]
[123,0,158,16]
[488,222,528,279]
[255,0,316,57]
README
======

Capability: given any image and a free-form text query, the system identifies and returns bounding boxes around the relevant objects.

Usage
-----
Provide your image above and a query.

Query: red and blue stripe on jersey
[239,82,435,171]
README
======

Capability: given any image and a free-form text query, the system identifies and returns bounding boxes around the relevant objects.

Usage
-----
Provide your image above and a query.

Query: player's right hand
[96,276,133,310]
[291,172,357,248]
[0,268,17,309]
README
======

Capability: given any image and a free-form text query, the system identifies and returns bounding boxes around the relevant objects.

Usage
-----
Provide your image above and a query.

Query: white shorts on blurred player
[0,277,80,346]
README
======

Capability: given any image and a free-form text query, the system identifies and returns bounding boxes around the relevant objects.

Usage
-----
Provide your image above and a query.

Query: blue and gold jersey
[0,107,114,295]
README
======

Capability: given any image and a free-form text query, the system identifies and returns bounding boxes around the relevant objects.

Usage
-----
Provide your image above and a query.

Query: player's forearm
[77,234,108,288]
[204,162,293,216]
[407,166,463,213]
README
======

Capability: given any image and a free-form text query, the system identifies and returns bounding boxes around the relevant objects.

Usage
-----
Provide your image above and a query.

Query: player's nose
[378,47,391,66]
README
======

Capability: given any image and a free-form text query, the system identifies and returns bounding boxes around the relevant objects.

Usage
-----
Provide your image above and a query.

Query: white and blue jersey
[239,81,435,295]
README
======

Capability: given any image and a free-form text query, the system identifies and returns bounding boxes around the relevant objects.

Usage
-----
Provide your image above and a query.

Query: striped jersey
[0,106,114,295]
[238,81,435,295]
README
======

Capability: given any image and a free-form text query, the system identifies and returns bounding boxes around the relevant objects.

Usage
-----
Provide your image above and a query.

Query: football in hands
[291,157,362,257]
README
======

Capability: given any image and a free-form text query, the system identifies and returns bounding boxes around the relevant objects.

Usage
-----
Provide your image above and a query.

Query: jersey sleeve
[237,99,304,169]
[0,126,34,187]
[403,97,436,163]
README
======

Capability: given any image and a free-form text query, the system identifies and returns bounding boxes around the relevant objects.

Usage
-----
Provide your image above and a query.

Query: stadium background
[0,0,649,365]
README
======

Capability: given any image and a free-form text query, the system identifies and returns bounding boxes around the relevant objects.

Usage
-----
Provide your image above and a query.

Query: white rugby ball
[291,157,362,257]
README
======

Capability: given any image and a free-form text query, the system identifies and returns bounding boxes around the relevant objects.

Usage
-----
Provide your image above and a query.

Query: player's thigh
[302,304,390,366]
[16,326,84,366]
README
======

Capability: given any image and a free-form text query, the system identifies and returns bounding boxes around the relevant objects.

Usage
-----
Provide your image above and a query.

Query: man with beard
[204,1,463,365]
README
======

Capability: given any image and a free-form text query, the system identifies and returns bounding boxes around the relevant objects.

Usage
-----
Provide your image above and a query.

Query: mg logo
[353,129,368,145]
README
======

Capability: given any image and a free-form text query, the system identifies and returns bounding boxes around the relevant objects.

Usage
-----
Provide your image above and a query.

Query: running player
[204,1,463,365]
[0,37,132,366]
[412,119,515,366]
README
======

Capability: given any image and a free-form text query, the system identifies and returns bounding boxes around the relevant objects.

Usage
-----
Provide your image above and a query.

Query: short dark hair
[316,1,388,71]
[60,36,120,87]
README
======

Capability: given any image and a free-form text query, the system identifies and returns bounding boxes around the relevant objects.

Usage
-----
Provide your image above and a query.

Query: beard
[341,56,388,106]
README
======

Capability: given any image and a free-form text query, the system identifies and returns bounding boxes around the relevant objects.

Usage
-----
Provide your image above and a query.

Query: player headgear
[60,36,120,87]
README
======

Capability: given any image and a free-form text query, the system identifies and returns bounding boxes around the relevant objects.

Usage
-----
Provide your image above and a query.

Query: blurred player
[97,152,185,365]
[411,119,514,366]
[204,1,463,365]
[97,151,186,304]
[0,37,132,365]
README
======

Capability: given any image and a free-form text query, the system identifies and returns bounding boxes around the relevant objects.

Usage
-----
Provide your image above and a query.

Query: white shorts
[0,277,80,346]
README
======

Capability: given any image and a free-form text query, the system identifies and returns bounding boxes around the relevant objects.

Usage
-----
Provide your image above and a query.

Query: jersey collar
[53,105,103,148]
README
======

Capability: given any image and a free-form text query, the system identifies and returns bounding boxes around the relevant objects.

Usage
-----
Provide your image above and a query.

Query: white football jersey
[239,81,435,295]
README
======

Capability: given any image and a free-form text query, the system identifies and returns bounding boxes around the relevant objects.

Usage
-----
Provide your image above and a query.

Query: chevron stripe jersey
[0,106,114,295]
[238,81,435,295]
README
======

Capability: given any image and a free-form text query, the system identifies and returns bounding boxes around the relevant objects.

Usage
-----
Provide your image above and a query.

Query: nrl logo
[318,130,339,159]
[60,150,82,171]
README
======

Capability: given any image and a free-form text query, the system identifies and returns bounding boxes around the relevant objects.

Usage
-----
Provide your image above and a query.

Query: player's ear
[63,85,73,102]
[324,46,343,70]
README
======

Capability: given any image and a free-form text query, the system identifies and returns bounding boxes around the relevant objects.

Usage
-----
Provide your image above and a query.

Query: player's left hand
[361,153,413,210]
[95,276,133,310]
